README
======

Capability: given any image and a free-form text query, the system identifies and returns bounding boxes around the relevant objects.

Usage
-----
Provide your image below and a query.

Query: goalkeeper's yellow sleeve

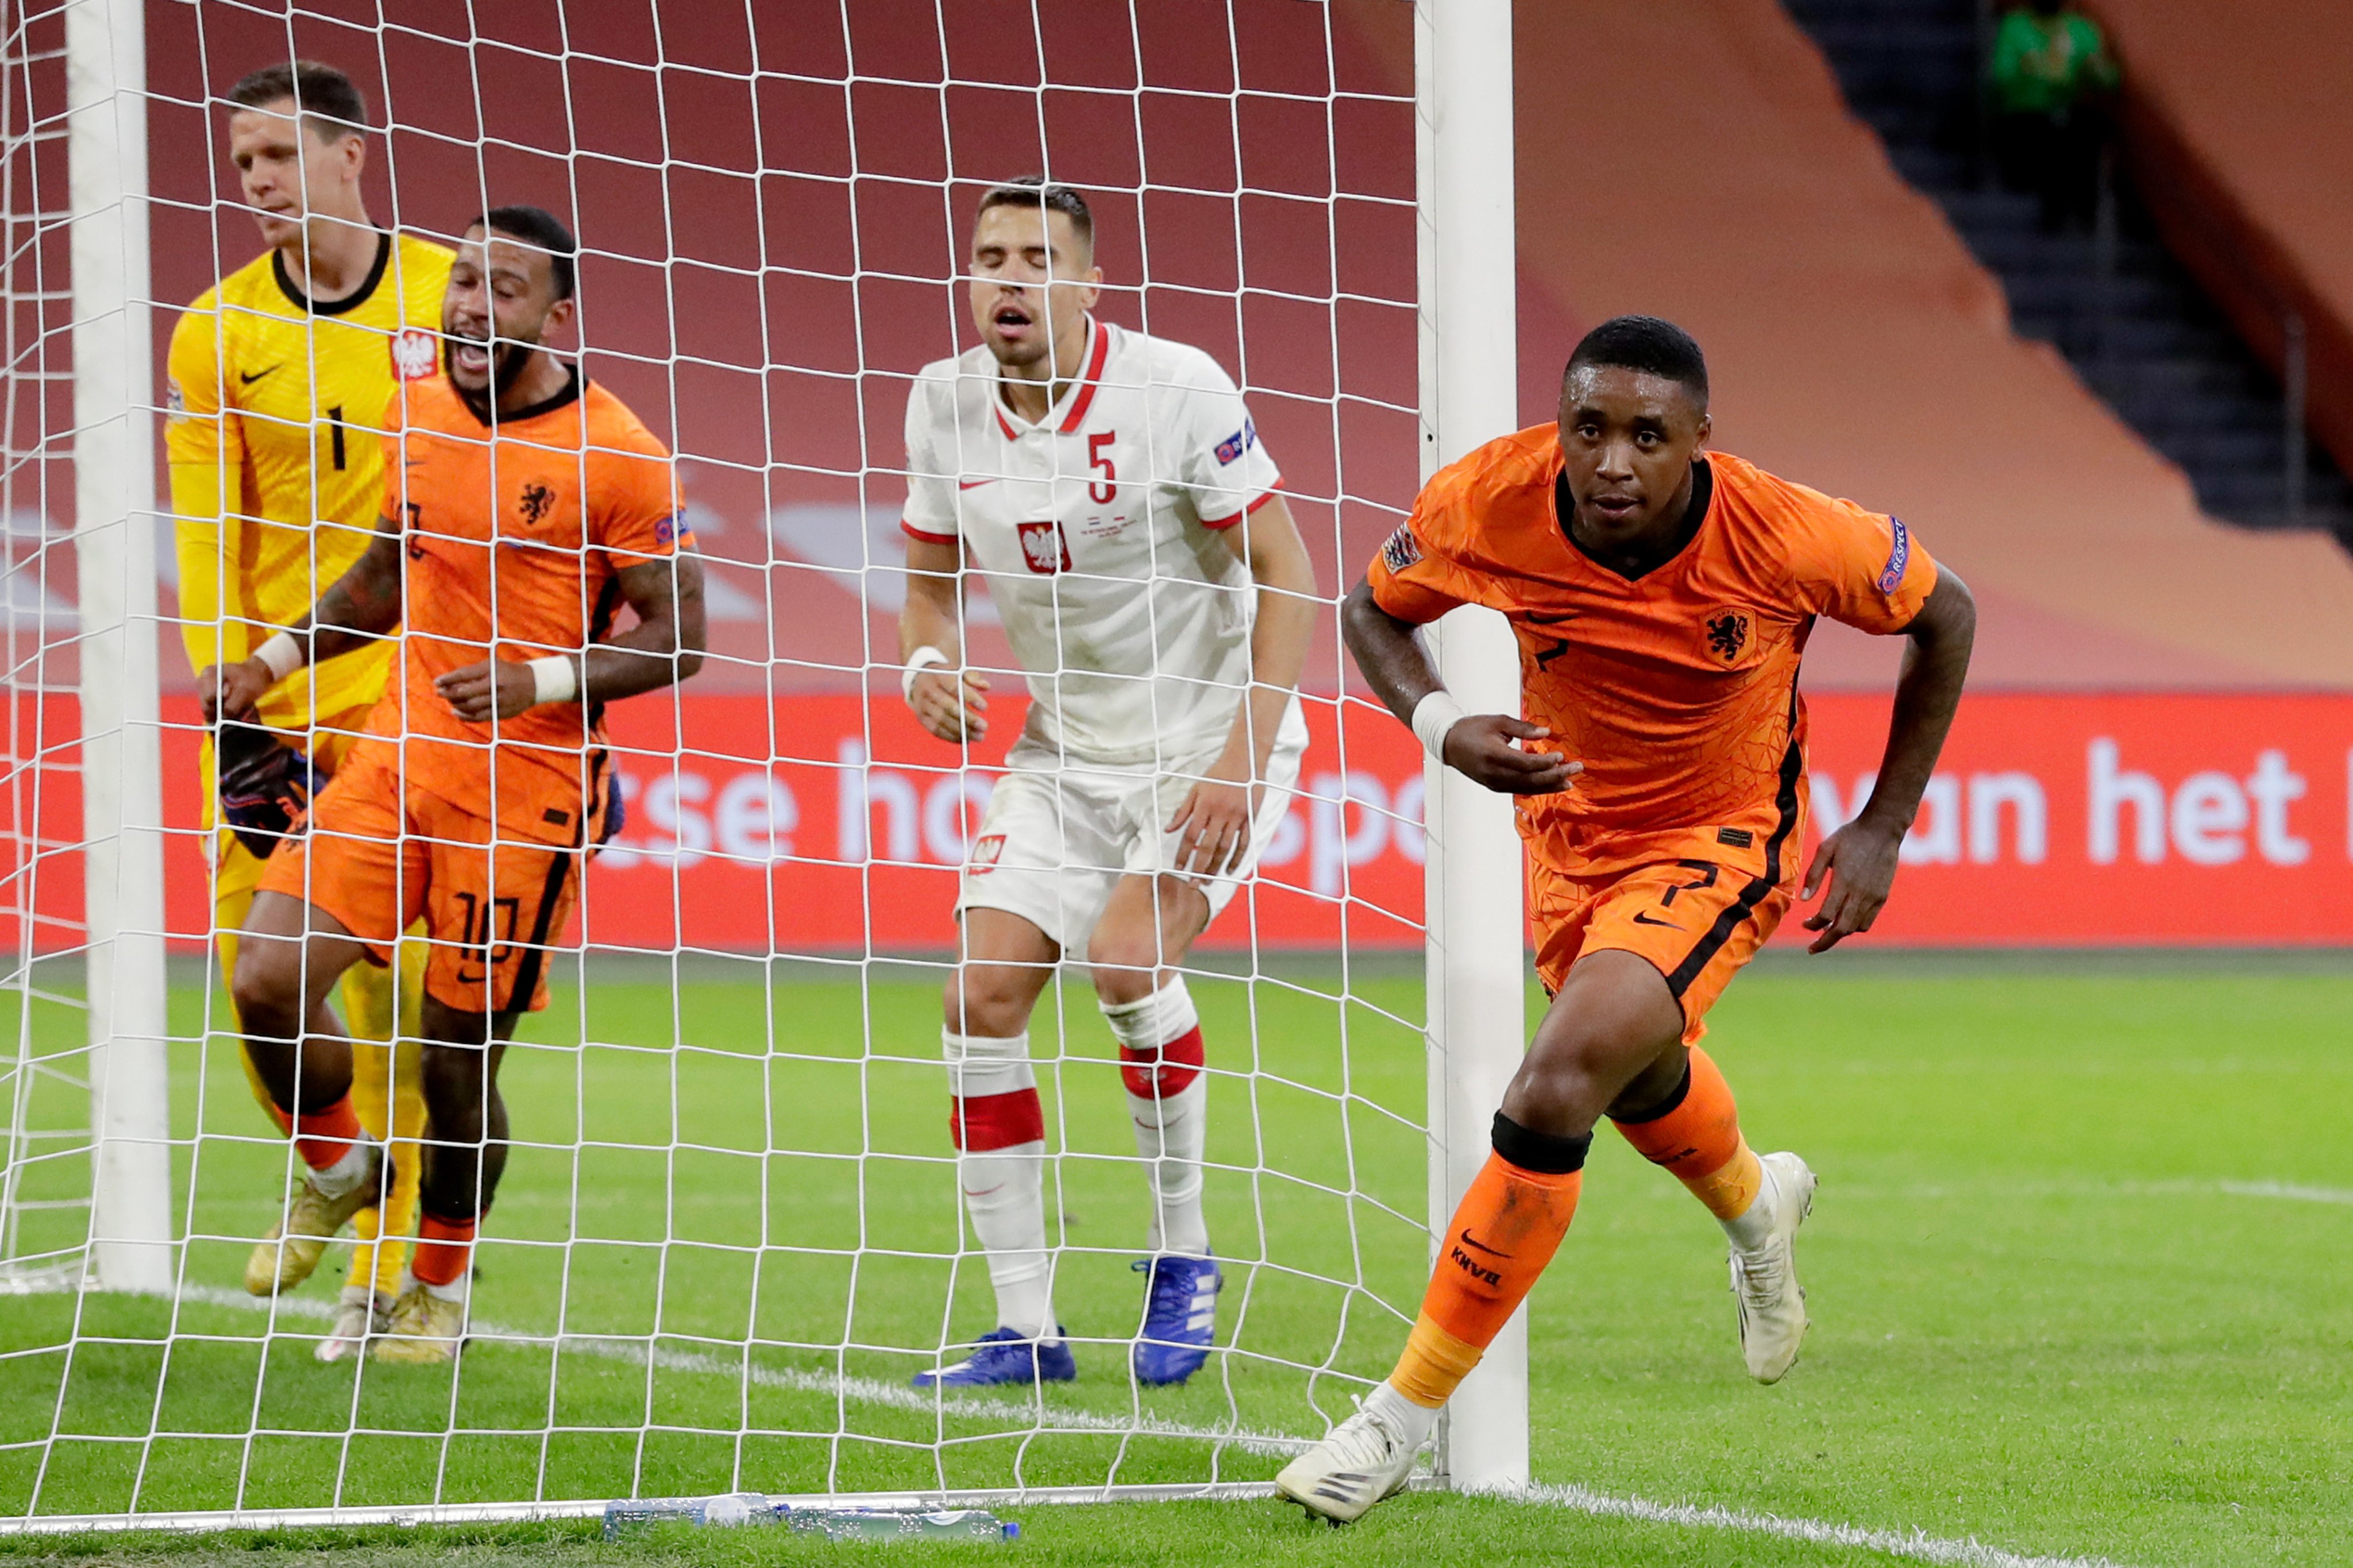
[164,299,249,679]
[171,462,249,678]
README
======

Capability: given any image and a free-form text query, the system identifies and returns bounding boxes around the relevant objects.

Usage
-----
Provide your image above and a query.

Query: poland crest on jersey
[900,318,1283,767]
[389,326,439,383]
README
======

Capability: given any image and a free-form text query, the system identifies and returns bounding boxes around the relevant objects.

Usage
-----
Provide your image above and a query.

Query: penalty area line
[2216,1180,2353,1206]
[163,1284,1309,1460]
[1506,1482,2138,1568]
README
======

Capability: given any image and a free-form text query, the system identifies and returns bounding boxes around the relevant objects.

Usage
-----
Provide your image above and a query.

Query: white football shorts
[954,701,1307,953]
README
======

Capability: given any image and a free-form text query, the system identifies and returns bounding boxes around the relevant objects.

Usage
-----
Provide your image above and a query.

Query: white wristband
[254,631,304,683]
[527,655,578,706]
[1410,690,1467,763]
[901,646,951,703]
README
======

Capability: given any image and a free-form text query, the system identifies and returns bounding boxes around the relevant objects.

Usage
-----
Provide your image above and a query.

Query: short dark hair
[226,61,368,141]
[471,204,578,303]
[976,177,1094,249]
[1565,314,1709,407]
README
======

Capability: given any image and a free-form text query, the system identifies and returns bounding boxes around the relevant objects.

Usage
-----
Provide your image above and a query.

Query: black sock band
[1491,1111,1592,1175]
[1609,1060,1694,1126]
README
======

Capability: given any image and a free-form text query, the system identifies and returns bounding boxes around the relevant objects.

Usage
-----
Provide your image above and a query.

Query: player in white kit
[898,179,1318,1389]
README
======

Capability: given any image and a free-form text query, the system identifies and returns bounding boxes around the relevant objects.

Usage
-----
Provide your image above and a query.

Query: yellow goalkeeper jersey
[166,230,453,735]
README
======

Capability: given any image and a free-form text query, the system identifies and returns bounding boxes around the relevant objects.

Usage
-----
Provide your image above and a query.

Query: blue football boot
[1131,1255,1221,1387]
[911,1326,1077,1390]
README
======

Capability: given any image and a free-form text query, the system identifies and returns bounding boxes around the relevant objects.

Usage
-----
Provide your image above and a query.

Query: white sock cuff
[308,1140,377,1198]
[943,1029,1036,1098]
[1098,975,1198,1052]
[959,1137,1046,1162]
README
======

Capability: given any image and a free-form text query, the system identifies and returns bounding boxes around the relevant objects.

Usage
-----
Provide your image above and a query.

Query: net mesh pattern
[0,0,1440,1519]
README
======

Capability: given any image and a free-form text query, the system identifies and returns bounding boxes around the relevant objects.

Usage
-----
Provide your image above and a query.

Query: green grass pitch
[1,954,2347,1566]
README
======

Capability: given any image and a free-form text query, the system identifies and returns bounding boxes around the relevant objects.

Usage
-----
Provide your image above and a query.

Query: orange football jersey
[363,370,689,845]
[1367,428,1937,876]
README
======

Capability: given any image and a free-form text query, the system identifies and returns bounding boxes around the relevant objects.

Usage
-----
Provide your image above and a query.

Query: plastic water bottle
[601,1492,778,1539]
[786,1507,1019,1543]
[602,1493,1017,1543]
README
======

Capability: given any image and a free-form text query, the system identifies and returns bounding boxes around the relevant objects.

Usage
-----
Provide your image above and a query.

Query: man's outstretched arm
[1800,567,1977,952]
[1340,577,1576,796]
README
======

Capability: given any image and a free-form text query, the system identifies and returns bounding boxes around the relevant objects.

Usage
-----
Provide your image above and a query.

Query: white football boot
[314,1286,394,1364]
[1274,1388,1426,1525]
[1729,1150,1816,1383]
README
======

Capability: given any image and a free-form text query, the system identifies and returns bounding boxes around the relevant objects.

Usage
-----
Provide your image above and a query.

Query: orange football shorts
[256,744,579,1015]
[1529,849,1795,1044]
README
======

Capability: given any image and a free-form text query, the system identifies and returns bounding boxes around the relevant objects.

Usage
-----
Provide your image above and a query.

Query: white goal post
[65,0,172,1300]
[1414,0,1527,1495]
[1,0,1529,1524]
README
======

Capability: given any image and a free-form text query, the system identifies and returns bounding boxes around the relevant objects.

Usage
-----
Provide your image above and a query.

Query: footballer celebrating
[201,207,706,1364]
[1277,317,1975,1520]
[898,179,1317,1388]
[166,60,448,1356]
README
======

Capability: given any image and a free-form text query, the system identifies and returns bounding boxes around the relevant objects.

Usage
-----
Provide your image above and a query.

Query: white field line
[1784,1177,2353,1207]
[2215,1180,2353,1206]
[1506,1482,2136,1568]
[32,1282,2147,1566]
[166,1285,1310,1459]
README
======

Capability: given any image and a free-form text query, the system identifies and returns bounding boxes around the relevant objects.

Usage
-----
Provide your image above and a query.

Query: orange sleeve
[1784,491,1938,634]
[593,437,691,567]
[1363,470,1491,625]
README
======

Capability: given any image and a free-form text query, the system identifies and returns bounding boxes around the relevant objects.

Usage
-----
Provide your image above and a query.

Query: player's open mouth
[992,306,1032,334]
[450,342,491,375]
[1587,494,1641,521]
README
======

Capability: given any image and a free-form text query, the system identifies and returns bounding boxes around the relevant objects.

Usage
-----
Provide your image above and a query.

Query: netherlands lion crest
[1704,609,1751,665]
[517,481,557,527]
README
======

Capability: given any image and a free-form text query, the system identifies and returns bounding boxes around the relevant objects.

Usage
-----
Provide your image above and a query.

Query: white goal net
[0,0,1527,1526]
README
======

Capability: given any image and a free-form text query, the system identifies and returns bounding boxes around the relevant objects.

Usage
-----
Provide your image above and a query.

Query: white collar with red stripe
[991,316,1112,440]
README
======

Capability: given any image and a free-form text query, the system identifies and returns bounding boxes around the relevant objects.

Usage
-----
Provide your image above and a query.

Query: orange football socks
[1387,1114,1588,1410]
[411,1213,476,1292]
[291,1095,365,1172]
[1610,1045,1764,1224]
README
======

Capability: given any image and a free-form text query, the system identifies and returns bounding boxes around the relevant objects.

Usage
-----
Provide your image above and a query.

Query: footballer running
[1276,316,1975,1520]
[200,206,707,1363]
[897,179,1318,1389]
[165,60,449,1358]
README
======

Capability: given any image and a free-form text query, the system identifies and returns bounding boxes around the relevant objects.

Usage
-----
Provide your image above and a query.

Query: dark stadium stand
[1783,0,2353,542]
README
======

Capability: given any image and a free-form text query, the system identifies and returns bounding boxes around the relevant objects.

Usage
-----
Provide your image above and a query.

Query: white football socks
[1365,1380,1440,1451]
[308,1138,377,1200]
[1719,1157,1779,1252]
[1101,978,1209,1258]
[944,1028,1056,1338]
[961,1140,1052,1337]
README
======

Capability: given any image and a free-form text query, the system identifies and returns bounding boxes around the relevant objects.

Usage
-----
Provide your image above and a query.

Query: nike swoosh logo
[958,478,996,490]
[1631,911,1681,928]
[1457,1227,1513,1260]
[240,365,283,385]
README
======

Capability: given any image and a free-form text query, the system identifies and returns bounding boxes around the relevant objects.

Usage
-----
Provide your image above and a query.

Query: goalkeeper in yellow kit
[165,60,449,1358]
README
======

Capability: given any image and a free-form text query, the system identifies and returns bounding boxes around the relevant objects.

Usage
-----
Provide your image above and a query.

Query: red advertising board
[6,690,2352,953]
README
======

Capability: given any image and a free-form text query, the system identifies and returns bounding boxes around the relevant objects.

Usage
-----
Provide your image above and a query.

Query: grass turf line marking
[1507,1483,2137,1568]
[2216,1180,2353,1206]
[51,1284,2134,1566]
[1804,1178,2353,1207]
[164,1285,1309,1459]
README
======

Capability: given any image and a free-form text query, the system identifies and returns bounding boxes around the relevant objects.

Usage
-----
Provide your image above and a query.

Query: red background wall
[10,691,2350,954]
[7,3,2336,959]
